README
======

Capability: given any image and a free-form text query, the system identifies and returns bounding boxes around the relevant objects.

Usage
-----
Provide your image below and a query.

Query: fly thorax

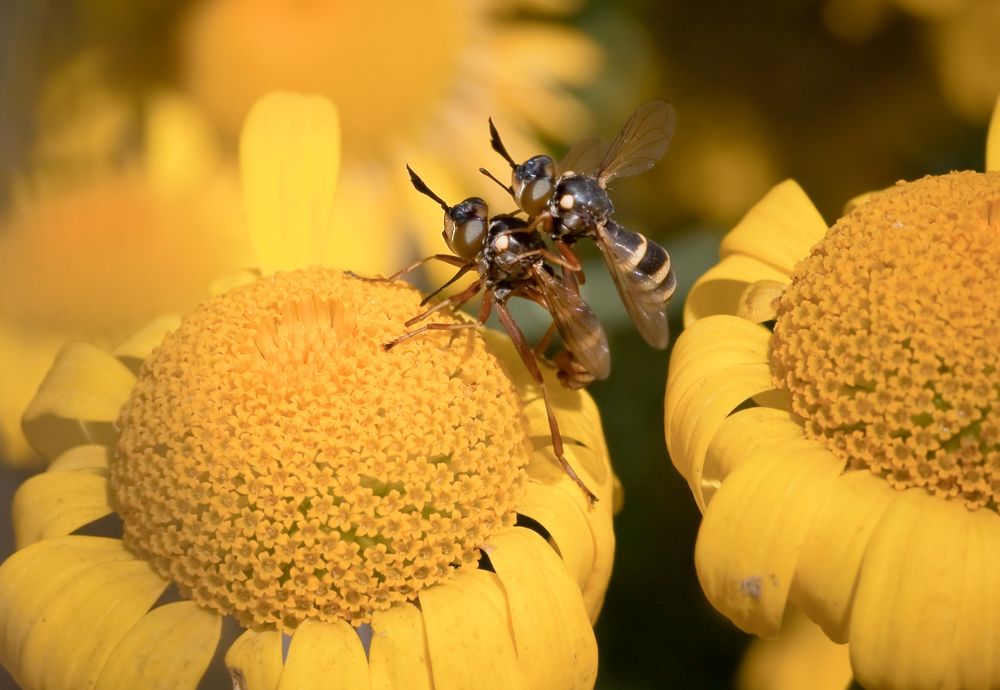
[548,174,613,237]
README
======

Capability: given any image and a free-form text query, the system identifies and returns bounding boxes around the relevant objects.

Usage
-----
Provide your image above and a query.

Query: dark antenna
[488,118,517,168]
[478,167,513,196]
[406,165,449,211]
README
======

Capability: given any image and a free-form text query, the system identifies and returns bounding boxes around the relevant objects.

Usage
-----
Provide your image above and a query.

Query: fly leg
[493,299,598,505]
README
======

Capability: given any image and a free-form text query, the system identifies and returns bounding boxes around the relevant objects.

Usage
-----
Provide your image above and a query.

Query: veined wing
[533,267,611,381]
[595,219,676,349]
[596,100,676,186]
[559,137,607,177]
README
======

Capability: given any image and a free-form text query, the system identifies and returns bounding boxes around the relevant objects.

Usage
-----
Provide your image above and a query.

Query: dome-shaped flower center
[111,268,529,630]
[771,171,1000,511]
[178,0,468,157]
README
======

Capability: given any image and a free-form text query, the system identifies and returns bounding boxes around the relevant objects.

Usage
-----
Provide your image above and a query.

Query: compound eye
[445,197,488,259]
[520,179,553,217]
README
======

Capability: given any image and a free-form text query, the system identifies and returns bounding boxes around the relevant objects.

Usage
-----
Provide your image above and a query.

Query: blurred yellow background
[0,0,995,687]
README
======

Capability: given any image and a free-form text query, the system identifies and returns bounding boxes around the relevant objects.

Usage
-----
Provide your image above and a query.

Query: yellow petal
[19,558,168,690]
[516,482,595,597]
[12,470,113,548]
[850,491,1000,690]
[47,443,110,474]
[694,445,842,638]
[791,471,896,643]
[240,92,341,274]
[702,407,807,505]
[0,536,135,675]
[0,324,65,469]
[94,601,222,690]
[665,315,775,509]
[369,602,433,690]
[684,254,791,326]
[21,341,135,461]
[737,608,853,690]
[319,169,399,275]
[485,527,598,689]
[987,95,1000,172]
[736,280,786,323]
[278,619,370,690]
[418,568,528,690]
[226,628,284,690]
[112,314,181,373]
[720,179,827,274]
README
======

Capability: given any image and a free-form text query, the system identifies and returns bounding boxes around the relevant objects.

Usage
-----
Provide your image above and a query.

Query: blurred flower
[0,93,616,689]
[0,90,251,468]
[175,0,603,278]
[737,609,852,690]
[823,0,1000,122]
[666,98,1000,688]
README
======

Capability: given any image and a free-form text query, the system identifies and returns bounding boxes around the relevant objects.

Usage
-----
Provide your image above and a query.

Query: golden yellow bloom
[0,93,616,689]
[175,0,603,278]
[0,93,251,468]
[666,98,1000,688]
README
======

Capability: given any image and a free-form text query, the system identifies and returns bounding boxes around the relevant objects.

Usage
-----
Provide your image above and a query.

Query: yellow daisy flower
[174,0,603,277]
[0,92,616,689]
[0,92,252,468]
[666,98,1000,688]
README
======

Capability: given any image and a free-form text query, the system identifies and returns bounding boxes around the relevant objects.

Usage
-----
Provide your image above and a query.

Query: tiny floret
[112,268,530,630]
[771,171,1000,510]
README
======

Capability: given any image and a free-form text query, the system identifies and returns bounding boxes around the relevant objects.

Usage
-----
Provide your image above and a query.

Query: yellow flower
[0,92,252,468]
[737,609,852,690]
[174,0,603,278]
[0,93,616,689]
[666,98,1000,688]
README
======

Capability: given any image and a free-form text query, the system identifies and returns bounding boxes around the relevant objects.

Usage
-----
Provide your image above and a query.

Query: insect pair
[371,101,678,503]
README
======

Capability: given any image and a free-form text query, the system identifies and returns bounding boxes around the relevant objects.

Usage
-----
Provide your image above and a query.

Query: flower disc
[111,268,530,630]
[771,171,1000,510]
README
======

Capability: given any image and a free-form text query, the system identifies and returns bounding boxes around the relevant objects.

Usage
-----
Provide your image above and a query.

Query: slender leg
[493,300,598,504]
[534,321,558,359]
[420,264,475,306]
[346,254,469,283]
[385,285,489,350]
[555,240,586,293]
[404,281,482,328]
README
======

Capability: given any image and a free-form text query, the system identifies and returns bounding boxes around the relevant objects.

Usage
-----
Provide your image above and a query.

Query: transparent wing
[559,137,607,177]
[533,267,611,381]
[595,220,676,349]
[596,100,676,185]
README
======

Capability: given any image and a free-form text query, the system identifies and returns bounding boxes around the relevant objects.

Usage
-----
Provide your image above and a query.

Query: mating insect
[483,99,679,350]
[367,165,610,503]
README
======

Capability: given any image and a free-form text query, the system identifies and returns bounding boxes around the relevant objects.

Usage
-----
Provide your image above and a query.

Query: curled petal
[418,569,528,690]
[791,471,896,643]
[684,254,790,326]
[278,619,370,690]
[0,537,137,674]
[485,527,598,689]
[13,470,113,548]
[736,280,786,323]
[21,341,135,461]
[702,407,807,505]
[369,602,432,690]
[47,443,110,473]
[94,601,222,690]
[226,628,283,690]
[695,445,842,638]
[240,92,341,274]
[18,557,168,690]
[113,314,181,373]
[665,315,775,508]
[720,179,827,274]
[849,491,1000,690]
